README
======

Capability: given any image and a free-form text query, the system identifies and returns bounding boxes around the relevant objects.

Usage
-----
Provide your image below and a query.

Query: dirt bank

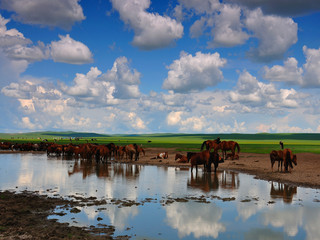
[0,190,128,240]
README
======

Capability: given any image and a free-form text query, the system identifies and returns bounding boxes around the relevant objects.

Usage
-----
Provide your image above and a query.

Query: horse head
[292,154,297,166]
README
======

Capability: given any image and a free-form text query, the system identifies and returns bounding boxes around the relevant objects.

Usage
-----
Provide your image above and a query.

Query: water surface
[0,153,319,239]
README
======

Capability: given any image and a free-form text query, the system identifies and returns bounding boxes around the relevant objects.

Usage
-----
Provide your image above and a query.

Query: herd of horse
[0,138,297,174]
[170,138,240,173]
[270,147,297,172]
[0,141,145,162]
[173,138,297,174]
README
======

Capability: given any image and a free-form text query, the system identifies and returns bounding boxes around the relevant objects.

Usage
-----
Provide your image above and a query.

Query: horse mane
[200,141,207,151]
[187,152,197,162]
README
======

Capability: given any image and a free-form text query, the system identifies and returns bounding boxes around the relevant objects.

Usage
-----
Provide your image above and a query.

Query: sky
[0,0,320,134]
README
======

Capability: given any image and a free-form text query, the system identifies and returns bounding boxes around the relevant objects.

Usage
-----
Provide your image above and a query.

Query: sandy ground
[1,148,320,239]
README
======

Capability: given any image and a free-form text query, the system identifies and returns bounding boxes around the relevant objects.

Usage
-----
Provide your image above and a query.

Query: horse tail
[235,142,240,153]
[200,141,207,151]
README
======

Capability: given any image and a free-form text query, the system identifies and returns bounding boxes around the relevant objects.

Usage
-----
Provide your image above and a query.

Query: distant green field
[0,132,319,154]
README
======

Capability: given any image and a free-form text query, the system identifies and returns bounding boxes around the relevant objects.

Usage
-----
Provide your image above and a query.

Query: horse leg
[231,149,235,160]
[214,162,218,173]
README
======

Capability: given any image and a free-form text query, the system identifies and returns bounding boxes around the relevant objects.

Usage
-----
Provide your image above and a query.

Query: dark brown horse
[209,151,223,173]
[283,148,297,172]
[190,150,211,173]
[219,141,240,160]
[200,137,221,152]
[135,145,145,161]
[187,152,197,162]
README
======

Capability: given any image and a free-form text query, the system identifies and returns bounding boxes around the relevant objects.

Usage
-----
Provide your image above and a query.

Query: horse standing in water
[209,151,223,173]
[189,150,222,173]
[189,150,211,173]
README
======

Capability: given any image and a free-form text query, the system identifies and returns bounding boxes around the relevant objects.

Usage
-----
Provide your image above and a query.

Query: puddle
[1,153,319,239]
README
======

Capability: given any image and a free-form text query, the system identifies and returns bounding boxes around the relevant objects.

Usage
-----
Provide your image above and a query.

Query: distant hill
[134,133,320,141]
[0,131,320,141]
[0,131,110,139]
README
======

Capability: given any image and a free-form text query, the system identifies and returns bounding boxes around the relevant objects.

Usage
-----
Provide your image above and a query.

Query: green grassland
[0,132,319,154]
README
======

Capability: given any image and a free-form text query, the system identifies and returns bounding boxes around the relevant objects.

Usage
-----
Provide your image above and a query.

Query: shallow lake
[1,153,320,239]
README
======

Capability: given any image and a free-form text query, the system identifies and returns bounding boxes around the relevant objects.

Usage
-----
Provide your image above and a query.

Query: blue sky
[0,0,320,134]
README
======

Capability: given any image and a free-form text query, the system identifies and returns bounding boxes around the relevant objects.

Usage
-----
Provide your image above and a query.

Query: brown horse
[219,141,240,160]
[94,145,111,163]
[187,152,197,162]
[175,153,188,163]
[270,149,297,172]
[209,151,223,173]
[283,148,297,172]
[270,150,284,172]
[135,145,145,161]
[125,144,138,161]
[200,137,221,152]
[190,150,211,173]
[116,145,126,160]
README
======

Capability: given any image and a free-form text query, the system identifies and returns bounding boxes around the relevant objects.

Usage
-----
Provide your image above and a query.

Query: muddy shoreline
[1,148,320,239]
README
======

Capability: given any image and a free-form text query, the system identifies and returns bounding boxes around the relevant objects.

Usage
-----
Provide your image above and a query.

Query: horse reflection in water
[188,171,240,193]
[270,182,297,204]
[68,160,141,180]
[68,160,110,179]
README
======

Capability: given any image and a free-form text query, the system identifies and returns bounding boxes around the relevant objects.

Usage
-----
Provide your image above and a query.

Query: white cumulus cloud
[167,111,183,125]
[111,0,183,50]
[209,4,249,48]
[162,51,226,93]
[50,34,93,64]
[230,70,301,109]
[302,46,320,87]
[263,57,303,85]
[244,8,298,62]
